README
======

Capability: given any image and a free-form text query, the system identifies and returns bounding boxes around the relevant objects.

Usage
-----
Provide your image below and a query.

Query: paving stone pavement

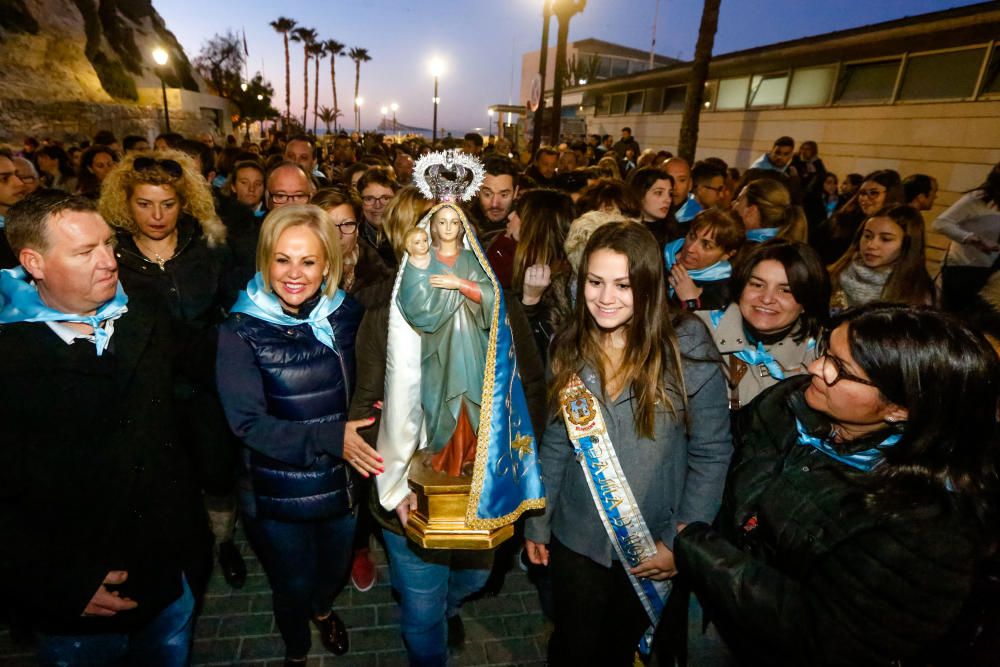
[0,530,732,666]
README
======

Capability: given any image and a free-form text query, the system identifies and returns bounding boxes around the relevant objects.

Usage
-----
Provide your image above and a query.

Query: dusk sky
[153,0,980,134]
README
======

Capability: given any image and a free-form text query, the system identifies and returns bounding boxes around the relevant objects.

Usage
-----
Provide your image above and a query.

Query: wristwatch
[683,298,700,311]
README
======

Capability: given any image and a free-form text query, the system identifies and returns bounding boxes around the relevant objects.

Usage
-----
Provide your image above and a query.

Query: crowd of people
[1,124,999,667]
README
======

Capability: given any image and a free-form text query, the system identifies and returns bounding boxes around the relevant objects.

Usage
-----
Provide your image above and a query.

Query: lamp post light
[429,57,445,144]
[152,47,171,133]
[390,102,398,139]
[380,105,388,133]
[355,97,364,132]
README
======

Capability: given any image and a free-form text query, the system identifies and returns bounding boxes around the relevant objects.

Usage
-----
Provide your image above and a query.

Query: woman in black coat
[671,305,1000,665]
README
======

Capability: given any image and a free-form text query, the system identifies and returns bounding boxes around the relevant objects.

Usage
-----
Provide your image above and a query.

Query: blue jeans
[383,530,493,667]
[36,576,195,667]
[243,511,356,659]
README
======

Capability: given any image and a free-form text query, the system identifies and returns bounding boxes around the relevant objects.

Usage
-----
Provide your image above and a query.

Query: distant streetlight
[429,57,446,144]
[151,47,171,133]
[390,102,399,138]
[257,94,264,101]
[240,82,248,92]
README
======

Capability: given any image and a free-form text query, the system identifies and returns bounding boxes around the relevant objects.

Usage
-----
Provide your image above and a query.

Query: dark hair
[549,222,686,439]
[903,174,936,203]
[93,130,117,146]
[37,145,75,178]
[312,185,363,220]
[627,167,673,198]
[688,208,745,254]
[577,179,641,218]
[176,139,215,178]
[829,204,934,307]
[835,304,999,529]
[342,162,369,188]
[512,188,575,290]
[6,189,98,254]
[534,146,558,162]
[483,156,519,180]
[730,239,829,341]
[122,135,147,152]
[77,145,119,196]
[974,160,1000,206]
[463,132,484,147]
[691,160,727,187]
[356,166,398,194]
[155,132,185,150]
[621,127,632,134]
[773,136,794,149]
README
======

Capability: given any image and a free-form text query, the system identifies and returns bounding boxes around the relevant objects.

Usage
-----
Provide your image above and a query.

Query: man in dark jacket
[0,192,211,665]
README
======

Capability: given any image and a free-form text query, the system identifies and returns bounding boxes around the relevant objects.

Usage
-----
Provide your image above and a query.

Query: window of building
[716,76,750,110]
[642,88,663,113]
[834,59,901,105]
[626,91,644,114]
[662,85,687,112]
[748,72,789,107]
[610,58,629,78]
[702,80,718,110]
[898,47,987,101]
[595,94,611,116]
[596,57,612,79]
[983,45,1000,96]
[609,93,627,114]
[787,65,837,107]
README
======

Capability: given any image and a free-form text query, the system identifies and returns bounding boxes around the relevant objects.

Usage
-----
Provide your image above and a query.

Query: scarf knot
[230,272,344,349]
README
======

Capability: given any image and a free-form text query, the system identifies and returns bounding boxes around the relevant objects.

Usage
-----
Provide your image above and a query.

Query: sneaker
[351,548,377,592]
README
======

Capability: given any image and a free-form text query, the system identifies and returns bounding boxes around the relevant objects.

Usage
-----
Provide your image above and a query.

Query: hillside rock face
[0,0,221,142]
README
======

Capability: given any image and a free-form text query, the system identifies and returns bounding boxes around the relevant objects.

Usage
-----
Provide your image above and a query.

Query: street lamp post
[355,97,364,132]
[152,47,171,133]
[487,108,494,138]
[390,102,398,139]
[380,105,388,133]
[429,58,444,145]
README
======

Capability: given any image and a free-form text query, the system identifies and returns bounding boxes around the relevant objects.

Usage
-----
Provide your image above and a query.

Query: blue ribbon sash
[558,374,670,644]
[0,266,128,356]
[230,272,344,350]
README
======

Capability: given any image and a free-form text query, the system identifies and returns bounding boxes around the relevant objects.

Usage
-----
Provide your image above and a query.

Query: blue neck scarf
[663,238,732,296]
[795,417,901,472]
[0,214,5,229]
[746,227,779,243]
[230,272,344,349]
[0,266,128,356]
[708,308,787,379]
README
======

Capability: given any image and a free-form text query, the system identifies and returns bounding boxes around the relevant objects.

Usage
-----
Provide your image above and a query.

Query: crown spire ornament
[413,149,485,203]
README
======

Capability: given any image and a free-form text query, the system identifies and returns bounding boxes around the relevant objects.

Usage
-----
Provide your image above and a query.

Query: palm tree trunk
[330,59,339,134]
[677,0,721,162]
[353,61,361,132]
[313,54,320,135]
[283,35,291,129]
[302,45,310,128]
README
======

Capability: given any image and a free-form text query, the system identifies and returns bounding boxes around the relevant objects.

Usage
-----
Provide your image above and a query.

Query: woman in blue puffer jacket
[216,204,381,666]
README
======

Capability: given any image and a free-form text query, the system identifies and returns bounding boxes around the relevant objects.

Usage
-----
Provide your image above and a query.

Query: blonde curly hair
[98,150,226,247]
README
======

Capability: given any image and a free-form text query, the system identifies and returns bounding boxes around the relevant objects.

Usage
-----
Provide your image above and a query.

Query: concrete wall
[583,99,1000,267]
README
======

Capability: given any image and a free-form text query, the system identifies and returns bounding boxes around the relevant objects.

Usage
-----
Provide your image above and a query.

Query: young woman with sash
[697,239,829,411]
[665,208,745,312]
[673,305,1000,664]
[524,222,732,666]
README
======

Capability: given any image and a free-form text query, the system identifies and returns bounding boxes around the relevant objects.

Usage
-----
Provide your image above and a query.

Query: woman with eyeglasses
[669,304,1000,665]
[99,151,246,589]
[697,240,829,411]
[356,166,399,270]
[932,160,1000,315]
[814,169,904,265]
[313,187,395,310]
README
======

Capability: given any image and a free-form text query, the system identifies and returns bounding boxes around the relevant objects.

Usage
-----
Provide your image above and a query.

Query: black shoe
[218,540,247,589]
[313,611,349,656]
[447,613,466,652]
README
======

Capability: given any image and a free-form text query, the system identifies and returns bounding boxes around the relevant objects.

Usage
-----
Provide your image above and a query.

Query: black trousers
[548,539,650,667]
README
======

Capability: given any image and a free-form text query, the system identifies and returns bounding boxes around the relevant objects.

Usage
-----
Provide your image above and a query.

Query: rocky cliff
[0,0,222,142]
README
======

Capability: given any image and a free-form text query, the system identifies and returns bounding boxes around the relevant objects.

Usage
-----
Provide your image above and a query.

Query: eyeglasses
[133,156,182,178]
[857,189,885,199]
[270,192,310,204]
[335,220,358,235]
[817,352,878,388]
[362,194,393,206]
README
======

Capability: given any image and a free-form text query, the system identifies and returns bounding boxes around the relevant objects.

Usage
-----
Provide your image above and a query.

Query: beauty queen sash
[559,374,670,650]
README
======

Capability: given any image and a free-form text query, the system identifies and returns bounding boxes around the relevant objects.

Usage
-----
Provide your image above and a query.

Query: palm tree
[308,41,325,135]
[348,47,371,132]
[324,39,345,134]
[291,27,318,129]
[677,0,721,162]
[317,106,337,135]
[269,17,297,128]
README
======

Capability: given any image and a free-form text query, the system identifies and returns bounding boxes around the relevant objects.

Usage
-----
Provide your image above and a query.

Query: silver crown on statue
[413,149,485,203]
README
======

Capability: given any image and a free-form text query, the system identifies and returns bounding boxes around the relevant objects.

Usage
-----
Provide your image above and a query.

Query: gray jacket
[524,316,732,567]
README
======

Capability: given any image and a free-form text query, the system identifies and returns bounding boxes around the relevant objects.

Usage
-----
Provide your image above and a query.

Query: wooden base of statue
[405,451,514,550]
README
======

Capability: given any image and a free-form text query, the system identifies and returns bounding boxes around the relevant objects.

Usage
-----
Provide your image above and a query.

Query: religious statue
[376,150,544,548]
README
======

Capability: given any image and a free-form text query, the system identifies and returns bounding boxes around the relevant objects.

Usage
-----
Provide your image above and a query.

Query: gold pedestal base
[405,453,513,550]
